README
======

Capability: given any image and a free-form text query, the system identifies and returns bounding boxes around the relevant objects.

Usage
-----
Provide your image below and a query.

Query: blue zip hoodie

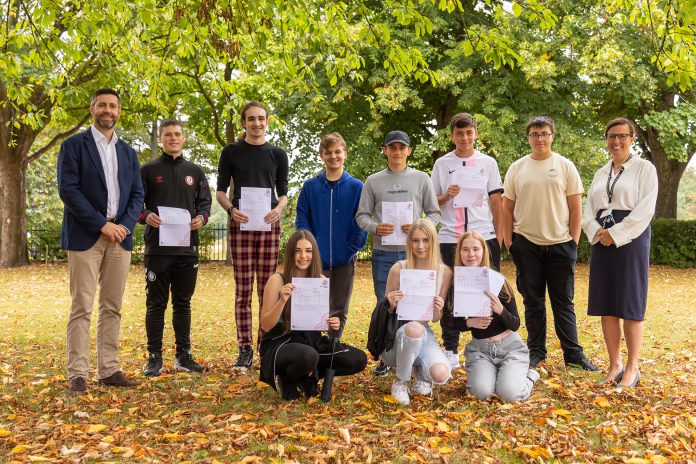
[295,171,368,269]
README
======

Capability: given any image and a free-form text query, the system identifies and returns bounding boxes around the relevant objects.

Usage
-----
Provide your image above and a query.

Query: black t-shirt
[216,140,289,208]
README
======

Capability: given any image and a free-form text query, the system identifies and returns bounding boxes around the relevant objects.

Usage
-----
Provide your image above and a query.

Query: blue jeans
[371,249,406,301]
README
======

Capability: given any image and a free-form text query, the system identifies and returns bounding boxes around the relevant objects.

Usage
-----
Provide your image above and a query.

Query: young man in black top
[216,101,289,371]
[139,119,212,376]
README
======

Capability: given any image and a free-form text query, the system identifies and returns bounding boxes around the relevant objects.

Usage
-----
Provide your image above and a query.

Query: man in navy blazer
[58,88,144,396]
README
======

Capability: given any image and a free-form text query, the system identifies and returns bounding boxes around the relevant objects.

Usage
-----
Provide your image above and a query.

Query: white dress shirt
[91,125,120,219]
[582,157,658,248]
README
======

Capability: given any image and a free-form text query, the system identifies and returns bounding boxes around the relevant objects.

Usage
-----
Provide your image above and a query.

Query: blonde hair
[405,219,442,270]
[454,231,514,301]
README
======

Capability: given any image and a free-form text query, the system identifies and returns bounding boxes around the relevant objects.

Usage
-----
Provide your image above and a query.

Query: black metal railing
[27,225,230,263]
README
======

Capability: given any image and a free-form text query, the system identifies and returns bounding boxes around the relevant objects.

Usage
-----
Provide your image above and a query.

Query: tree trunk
[636,92,693,219]
[0,146,29,267]
[643,126,689,218]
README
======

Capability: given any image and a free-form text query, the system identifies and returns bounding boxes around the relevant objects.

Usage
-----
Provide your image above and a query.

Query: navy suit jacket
[58,128,144,251]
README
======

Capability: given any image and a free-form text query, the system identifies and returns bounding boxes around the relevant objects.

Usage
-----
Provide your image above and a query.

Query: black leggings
[275,343,367,382]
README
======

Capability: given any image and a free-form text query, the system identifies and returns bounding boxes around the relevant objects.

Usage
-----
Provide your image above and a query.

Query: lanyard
[606,156,631,204]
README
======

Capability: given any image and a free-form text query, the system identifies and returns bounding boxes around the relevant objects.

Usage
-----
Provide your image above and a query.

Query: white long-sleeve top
[582,157,658,248]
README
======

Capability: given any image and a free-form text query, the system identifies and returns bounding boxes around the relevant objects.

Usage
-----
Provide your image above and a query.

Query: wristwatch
[227,206,233,217]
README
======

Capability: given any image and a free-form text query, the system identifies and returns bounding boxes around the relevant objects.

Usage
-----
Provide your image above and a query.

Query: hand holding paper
[240,187,272,231]
[158,206,192,247]
[397,269,437,321]
[453,267,507,317]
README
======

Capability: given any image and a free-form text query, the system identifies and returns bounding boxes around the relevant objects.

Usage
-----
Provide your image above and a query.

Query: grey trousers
[464,331,535,403]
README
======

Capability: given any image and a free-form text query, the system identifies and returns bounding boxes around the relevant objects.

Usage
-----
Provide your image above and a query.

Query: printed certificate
[290,277,330,331]
[239,187,272,231]
[157,206,191,247]
[381,201,413,246]
[397,268,437,321]
[453,267,506,317]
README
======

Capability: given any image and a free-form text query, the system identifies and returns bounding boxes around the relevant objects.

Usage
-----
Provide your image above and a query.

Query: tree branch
[24,113,90,165]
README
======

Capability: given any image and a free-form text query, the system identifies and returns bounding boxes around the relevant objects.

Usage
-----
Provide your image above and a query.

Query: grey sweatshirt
[356,167,441,251]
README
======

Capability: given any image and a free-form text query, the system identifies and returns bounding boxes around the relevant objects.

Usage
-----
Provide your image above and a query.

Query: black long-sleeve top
[138,153,212,256]
[452,290,520,339]
[216,140,289,208]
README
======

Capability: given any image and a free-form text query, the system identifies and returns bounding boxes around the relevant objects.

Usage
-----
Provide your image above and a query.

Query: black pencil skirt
[587,210,651,321]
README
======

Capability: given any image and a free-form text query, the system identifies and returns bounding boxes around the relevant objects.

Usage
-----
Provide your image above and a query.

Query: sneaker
[411,379,432,396]
[143,352,163,377]
[566,356,600,372]
[231,347,253,371]
[98,371,137,387]
[529,355,545,369]
[68,377,87,396]
[527,368,540,384]
[276,375,301,401]
[174,351,205,373]
[391,379,410,405]
[373,360,390,377]
[444,350,461,370]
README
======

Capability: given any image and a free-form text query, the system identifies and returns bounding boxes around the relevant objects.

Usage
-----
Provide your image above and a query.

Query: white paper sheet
[452,267,506,317]
[290,277,330,331]
[240,187,272,231]
[452,171,487,208]
[397,268,437,321]
[158,206,192,247]
[381,201,413,246]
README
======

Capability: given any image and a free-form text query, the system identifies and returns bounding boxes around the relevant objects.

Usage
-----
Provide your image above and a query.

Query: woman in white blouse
[582,118,658,388]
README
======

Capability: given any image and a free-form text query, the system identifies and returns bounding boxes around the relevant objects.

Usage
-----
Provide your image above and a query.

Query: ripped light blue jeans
[380,322,451,384]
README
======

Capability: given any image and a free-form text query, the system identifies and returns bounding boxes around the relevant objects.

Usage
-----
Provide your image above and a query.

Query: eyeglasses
[606,133,634,141]
[528,132,553,140]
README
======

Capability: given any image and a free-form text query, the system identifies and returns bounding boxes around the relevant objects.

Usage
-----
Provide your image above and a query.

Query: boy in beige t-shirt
[502,116,598,372]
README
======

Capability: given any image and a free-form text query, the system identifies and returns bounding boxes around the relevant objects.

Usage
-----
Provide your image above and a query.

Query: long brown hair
[279,229,323,331]
[454,231,514,302]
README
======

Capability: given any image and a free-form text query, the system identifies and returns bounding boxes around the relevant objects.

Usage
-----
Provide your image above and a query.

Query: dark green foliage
[649,219,696,268]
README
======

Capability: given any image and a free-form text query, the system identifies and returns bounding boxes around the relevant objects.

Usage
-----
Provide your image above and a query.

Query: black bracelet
[227,206,233,216]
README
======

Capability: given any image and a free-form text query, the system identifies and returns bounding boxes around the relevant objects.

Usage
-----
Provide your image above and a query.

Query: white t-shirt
[431,150,503,243]
[503,153,583,246]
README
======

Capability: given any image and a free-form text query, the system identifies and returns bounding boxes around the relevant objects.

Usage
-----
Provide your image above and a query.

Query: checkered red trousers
[229,220,280,348]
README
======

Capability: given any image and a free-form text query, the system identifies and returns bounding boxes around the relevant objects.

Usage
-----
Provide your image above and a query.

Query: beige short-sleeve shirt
[503,153,583,245]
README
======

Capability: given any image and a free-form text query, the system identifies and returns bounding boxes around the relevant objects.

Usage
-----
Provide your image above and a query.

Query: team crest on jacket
[147,271,156,282]
[155,176,164,183]
[185,176,194,186]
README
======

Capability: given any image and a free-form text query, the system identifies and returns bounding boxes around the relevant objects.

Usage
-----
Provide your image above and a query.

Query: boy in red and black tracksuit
[139,119,212,376]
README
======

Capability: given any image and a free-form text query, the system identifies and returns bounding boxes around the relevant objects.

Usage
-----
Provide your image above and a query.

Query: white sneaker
[411,378,432,396]
[445,350,461,369]
[391,379,410,405]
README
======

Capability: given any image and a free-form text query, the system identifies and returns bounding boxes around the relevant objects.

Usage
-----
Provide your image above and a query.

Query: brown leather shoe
[98,371,137,387]
[68,377,88,396]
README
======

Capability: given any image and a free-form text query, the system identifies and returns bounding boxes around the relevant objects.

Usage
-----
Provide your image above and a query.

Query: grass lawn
[1,261,695,463]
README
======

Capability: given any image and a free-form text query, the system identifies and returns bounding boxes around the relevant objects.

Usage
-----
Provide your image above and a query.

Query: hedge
[26,219,696,268]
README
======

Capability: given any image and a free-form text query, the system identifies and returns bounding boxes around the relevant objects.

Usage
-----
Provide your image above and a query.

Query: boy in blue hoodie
[296,133,368,338]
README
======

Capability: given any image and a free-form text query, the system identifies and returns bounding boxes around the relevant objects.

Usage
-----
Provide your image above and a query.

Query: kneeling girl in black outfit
[259,229,367,400]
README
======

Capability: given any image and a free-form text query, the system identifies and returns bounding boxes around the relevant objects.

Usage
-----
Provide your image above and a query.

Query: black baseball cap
[384,130,410,147]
